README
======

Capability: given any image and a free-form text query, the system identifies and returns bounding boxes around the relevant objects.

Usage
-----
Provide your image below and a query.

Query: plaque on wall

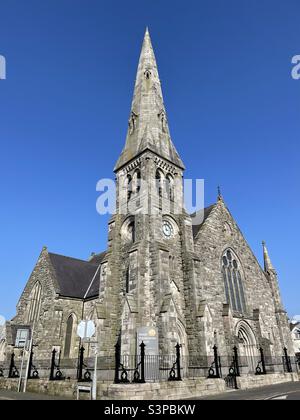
[136,327,159,355]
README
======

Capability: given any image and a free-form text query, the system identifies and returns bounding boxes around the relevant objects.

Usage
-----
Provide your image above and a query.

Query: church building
[4,29,293,374]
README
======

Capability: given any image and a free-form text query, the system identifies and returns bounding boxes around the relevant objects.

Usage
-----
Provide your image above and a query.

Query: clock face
[162,220,173,238]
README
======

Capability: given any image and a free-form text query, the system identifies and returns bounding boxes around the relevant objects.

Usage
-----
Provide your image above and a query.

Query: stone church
[4,29,293,369]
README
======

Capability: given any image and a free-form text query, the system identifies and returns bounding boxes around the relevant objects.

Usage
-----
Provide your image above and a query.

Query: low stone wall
[0,378,111,399]
[105,378,226,400]
[236,372,299,390]
[0,372,299,399]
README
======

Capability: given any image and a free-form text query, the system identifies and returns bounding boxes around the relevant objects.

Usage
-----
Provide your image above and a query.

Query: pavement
[0,389,71,400]
[192,381,300,400]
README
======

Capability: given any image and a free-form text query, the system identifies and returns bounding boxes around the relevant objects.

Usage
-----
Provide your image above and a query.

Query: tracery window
[165,174,174,201]
[222,249,246,313]
[127,174,132,201]
[27,282,42,323]
[155,170,163,198]
[133,169,141,194]
[125,266,130,293]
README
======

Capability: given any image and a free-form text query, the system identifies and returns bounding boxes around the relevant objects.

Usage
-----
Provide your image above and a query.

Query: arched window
[121,217,136,243]
[165,174,174,201]
[125,266,130,293]
[127,174,132,201]
[128,220,135,243]
[155,170,163,197]
[64,315,74,358]
[222,249,246,313]
[27,282,42,323]
[134,169,141,194]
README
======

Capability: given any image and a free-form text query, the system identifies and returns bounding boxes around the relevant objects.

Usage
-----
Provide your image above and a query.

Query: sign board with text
[136,327,159,355]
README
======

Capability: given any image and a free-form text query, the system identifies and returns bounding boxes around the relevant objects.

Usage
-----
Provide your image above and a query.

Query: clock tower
[100,29,197,356]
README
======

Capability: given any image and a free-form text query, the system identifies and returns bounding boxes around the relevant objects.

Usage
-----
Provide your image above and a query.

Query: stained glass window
[222,250,246,313]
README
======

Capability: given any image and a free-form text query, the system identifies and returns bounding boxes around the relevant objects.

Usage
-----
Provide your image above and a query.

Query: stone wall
[0,373,298,400]
[193,199,294,358]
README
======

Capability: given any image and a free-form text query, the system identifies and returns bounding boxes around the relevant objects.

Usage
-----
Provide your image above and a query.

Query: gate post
[27,350,33,379]
[233,346,240,377]
[8,352,19,378]
[168,343,182,381]
[214,345,220,378]
[78,346,85,381]
[283,347,292,373]
[208,345,221,378]
[140,341,145,383]
[49,348,56,380]
[114,342,121,384]
[260,347,266,374]
[176,343,182,381]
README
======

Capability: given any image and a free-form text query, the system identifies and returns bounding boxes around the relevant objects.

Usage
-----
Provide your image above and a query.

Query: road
[193,381,300,400]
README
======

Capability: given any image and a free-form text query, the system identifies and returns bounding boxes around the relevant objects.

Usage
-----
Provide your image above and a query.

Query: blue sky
[0,0,299,320]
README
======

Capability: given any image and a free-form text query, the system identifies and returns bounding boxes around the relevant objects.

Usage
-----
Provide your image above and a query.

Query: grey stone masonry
[4,28,294,380]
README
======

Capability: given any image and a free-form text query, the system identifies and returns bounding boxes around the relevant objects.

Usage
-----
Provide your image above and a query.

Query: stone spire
[262,241,276,273]
[262,241,285,316]
[114,28,184,171]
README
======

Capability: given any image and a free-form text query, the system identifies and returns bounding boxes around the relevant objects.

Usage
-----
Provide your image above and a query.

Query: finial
[262,240,275,273]
[217,185,223,201]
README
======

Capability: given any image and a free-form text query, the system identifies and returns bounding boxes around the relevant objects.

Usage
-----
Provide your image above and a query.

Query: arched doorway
[236,322,258,373]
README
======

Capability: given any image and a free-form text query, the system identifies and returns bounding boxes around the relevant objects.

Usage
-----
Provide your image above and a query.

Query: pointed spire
[262,241,276,273]
[115,29,184,171]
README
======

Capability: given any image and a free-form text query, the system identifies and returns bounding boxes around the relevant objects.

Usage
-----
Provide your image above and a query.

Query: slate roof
[48,253,100,299]
[89,251,107,265]
[290,322,300,331]
[191,204,216,238]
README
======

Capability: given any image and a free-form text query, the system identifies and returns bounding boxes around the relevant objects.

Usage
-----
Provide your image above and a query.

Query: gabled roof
[48,253,100,299]
[290,322,300,331]
[191,204,216,238]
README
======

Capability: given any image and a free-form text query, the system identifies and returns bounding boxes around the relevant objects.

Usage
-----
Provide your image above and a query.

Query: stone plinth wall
[106,378,226,400]
[0,373,299,399]
[0,378,111,399]
[236,372,299,390]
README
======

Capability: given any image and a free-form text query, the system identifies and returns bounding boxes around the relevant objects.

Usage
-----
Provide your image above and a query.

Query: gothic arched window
[222,249,246,313]
[125,266,130,293]
[155,170,163,198]
[27,282,42,323]
[128,221,135,243]
[64,315,74,358]
[134,169,141,194]
[127,174,132,201]
[165,174,174,201]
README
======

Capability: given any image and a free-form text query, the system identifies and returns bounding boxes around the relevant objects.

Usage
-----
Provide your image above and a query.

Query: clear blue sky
[0,0,299,320]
